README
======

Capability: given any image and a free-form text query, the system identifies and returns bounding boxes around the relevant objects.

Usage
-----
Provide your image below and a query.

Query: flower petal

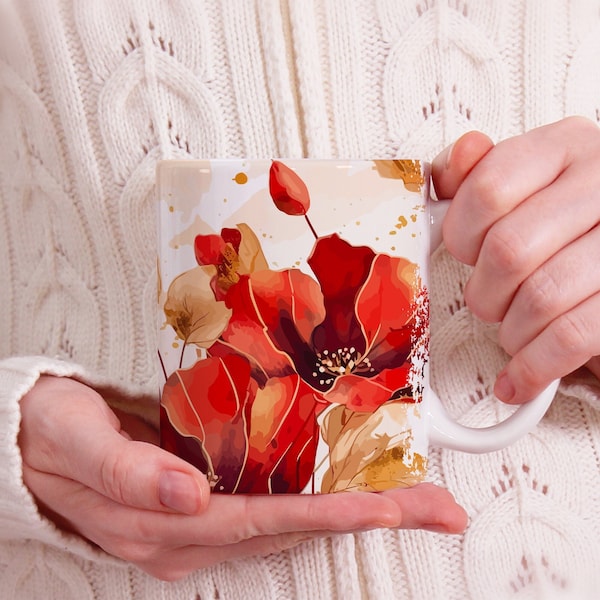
[161,354,252,492]
[320,401,426,493]
[161,354,321,494]
[355,254,427,377]
[269,161,311,216]
[307,234,374,353]
[194,233,227,266]
[163,266,232,347]
[214,269,326,386]
[323,364,412,412]
[235,223,269,273]
[238,375,321,494]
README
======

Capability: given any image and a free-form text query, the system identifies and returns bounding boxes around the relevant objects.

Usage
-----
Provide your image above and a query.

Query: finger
[494,291,600,404]
[25,467,400,548]
[24,465,329,581]
[464,167,600,323]
[498,224,600,354]
[443,117,599,266]
[113,485,468,580]
[384,483,468,532]
[192,483,466,544]
[431,130,495,199]
[29,462,465,553]
[21,377,210,514]
[142,483,466,546]
[135,531,328,581]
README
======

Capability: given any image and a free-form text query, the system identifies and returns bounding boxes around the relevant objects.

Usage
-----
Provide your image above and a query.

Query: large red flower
[161,353,322,493]
[209,234,426,412]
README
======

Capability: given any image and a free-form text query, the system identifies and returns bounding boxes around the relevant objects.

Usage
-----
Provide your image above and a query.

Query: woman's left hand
[432,116,600,404]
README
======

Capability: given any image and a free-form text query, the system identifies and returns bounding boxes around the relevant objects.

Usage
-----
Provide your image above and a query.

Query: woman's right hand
[18,375,468,581]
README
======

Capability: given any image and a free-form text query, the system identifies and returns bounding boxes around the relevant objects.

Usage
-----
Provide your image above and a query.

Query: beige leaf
[320,400,427,493]
[236,222,269,273]
[164,265,232,347]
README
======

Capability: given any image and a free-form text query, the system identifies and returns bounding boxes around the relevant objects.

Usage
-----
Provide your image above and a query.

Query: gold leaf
[373,160,424,193]
[236,223,269,273]
[164,265,232,347]
[320,400,427,493]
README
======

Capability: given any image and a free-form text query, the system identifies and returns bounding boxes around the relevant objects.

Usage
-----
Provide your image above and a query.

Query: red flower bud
[269,161,311,216]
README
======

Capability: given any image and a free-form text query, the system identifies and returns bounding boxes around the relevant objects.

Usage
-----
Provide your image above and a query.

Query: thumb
[20,376,210,514]
[432,131,495,199]
[87,431,211,515]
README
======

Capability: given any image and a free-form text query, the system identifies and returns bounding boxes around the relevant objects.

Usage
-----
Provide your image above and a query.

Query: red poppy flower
[210,234,425,412]
[161,353,322,494]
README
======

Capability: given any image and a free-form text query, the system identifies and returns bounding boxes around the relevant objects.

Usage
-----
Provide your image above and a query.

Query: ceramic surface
[157,159,431,494]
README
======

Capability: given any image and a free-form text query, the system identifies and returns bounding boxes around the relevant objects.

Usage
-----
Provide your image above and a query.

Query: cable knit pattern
[1,1,599,598]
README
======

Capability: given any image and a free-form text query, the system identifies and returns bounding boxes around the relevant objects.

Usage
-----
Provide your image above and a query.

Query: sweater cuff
[0,355,126,565]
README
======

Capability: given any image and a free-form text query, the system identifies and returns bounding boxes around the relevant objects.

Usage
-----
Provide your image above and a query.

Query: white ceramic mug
[157,159,558,494]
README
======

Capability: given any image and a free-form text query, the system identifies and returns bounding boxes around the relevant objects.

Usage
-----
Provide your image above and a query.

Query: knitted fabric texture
[1,1,599,599]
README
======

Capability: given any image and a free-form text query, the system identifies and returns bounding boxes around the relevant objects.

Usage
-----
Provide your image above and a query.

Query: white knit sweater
[1,1,599,598]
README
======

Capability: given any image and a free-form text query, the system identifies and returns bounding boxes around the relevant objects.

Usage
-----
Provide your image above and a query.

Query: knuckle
[482,224,528,276]
[463,281,500,323]
[470,162,513,213]
[562,115,598,136]
[519,267,562,322]
[229,496,262,543]
[263,533,311,555]
[550,311,589,355]
[561,116,600,158]
[513,354,546,392]
[99,451,127,504]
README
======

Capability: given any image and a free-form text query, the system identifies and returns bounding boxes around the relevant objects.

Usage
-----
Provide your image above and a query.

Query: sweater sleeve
[0,355,128,565]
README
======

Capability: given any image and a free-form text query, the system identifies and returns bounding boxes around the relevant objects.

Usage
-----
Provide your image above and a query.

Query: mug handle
[428,199,559,453]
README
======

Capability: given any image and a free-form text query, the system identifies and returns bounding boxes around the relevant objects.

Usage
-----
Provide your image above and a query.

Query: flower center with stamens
[312,347,375,386]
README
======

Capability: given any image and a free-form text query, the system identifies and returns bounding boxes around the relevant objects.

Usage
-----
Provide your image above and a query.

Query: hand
[19,376,468,581]
[432,117,600,403]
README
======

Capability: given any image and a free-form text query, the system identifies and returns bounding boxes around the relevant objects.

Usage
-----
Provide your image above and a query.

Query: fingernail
[159,470,202,514]
[495,372,516,403]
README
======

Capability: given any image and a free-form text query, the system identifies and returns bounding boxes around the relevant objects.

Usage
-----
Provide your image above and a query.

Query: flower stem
[304,214,319,239]
[158,350,168,382]
[179,341,188,369]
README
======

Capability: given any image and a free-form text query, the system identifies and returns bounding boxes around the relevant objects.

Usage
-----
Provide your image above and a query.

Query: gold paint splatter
[389,230,397,236]
[410,214,417,222]
[169,205,174,212]
[358,448,428,491]
[396,216,408,228]
[391,246,396,251]
[295,261,301,266]
[411,233,417,238]
[233,172,248,184]
[223,198,228,203]
[372,160,424,192]
[172,342,179,349]
[262,233,267,238]
[356,221,361,226]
